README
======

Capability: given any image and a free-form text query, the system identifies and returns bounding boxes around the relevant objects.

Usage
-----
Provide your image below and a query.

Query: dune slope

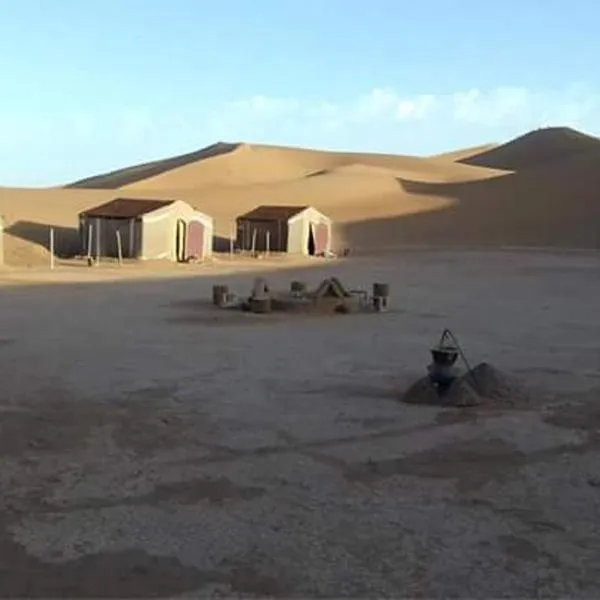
[68,141,502,193]
[67,142,241,189]
[342,146,600,251]
[2,126,600,267]
[431,143,498,163]
[460,127,600,171]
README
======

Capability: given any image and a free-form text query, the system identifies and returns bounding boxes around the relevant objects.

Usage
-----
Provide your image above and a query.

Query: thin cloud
[0,84,598,161]
[213,84,599,132]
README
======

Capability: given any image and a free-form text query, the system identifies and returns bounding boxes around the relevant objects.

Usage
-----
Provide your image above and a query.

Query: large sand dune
[70,142,499,192]
[1,126,599,266]
[66,141,241,189]
[344,146,600,251]
[459,127,600,170]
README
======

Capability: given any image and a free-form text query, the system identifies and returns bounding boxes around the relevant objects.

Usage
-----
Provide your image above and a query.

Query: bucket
[212,285,229,306]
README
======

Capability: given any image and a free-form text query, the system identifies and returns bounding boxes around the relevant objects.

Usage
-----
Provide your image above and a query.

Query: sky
[0,0,599,186]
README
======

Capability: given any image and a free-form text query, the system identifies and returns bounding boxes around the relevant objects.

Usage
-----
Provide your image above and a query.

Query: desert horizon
[1,124,599,271]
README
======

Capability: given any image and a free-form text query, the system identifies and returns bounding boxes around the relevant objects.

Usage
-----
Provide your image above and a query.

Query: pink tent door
[313,222,329,255]
[186,220,205,259]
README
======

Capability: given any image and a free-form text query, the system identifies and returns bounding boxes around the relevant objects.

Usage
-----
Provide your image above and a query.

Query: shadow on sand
[66,142,241,189]
[340,170,600,252]
[5,221,81,257]
[213,235,235,253]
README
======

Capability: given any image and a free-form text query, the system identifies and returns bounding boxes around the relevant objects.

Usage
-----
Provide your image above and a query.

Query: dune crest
[67,142,242,189]
[1,126,600,267]
[431,143,498,163]
[459,126,600,170]
[68,140,502,193]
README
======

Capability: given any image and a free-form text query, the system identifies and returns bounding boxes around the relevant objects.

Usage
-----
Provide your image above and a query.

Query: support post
[265,230,270,257]
[230,224,234,259]
[95,218,101,264]
[116,230,123,266]
[251,228,257,256]
[49,227,55,270]
[87,224,93,258]
[128,218,135,258]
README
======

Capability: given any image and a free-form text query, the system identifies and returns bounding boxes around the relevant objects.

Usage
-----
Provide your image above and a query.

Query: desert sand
[0,127,600,597]
[2,126,599,268]
[1,251,600,597]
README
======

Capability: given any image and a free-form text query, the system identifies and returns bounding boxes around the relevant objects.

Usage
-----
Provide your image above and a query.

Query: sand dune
[67,142,241,189]
[69,141,501,192]
[1,126,600,266]
[344,145,600,251]
[431,143,498,163]
[459,127,600,171]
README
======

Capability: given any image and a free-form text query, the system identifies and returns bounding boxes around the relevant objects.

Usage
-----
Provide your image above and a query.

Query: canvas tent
[236,205,332,256]
[79,198,213,261]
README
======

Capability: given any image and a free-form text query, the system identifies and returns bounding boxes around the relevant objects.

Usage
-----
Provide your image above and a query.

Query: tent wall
[191,210,213,258]
[139,210,173,259]
[80,200,214,261]
[288,207,332,255]
[139,201,213,261]
[80,216,141,258]
[236,219,288,252]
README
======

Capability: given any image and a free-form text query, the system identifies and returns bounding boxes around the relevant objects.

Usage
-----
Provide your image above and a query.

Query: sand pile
[3,234,52,267]
[401,362,531,408]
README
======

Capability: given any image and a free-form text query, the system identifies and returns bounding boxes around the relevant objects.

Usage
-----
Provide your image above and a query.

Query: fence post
[49,227,55,270]
[116,230,123,266]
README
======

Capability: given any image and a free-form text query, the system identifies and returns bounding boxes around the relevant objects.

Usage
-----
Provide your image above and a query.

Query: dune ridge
[68,141,503,192]
[431,143,498,163]
[67,141,241,189]
[1,126,599,267]
[459,126,600,170]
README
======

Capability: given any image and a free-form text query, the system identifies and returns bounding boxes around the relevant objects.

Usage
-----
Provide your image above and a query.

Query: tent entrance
[307,225,316,255]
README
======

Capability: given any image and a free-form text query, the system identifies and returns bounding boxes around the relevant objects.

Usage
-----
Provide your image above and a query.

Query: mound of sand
[467,362,531,405]
[401,362,531,408]
[3,235,51,267]
[459,127,600,171]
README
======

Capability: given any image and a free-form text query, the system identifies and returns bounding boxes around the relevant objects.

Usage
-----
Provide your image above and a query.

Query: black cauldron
[428,344,460,388]
[430,345,459,367]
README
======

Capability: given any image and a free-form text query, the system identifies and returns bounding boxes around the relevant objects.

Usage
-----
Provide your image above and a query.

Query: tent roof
[80,198,175,219]
[237,205,310,221]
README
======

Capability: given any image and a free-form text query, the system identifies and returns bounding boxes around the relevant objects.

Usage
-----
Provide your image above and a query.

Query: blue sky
[0,0,599,186]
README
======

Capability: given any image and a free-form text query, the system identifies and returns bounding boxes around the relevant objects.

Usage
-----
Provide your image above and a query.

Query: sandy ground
[0,250,600,597]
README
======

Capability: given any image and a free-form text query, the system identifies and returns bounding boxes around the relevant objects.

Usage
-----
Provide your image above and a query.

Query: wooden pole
[251,228,257,256]
[116,230,123,266]
[49,227,55,270]
[266,230,270,257]
[128,219,135,258]
[95,218,101,264]
[230,224,234,259]
[87,224,93,258]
